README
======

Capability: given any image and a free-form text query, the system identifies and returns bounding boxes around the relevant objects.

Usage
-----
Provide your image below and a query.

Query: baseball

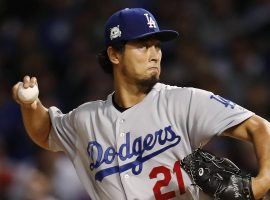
[17,83,39,103]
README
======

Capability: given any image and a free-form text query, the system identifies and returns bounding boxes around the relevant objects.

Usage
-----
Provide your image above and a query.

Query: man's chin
[137,75,159,94]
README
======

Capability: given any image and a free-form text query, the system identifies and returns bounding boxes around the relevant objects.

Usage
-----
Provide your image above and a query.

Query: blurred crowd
[0,0,269,199]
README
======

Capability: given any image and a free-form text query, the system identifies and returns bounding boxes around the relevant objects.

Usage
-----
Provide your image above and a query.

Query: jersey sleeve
[187,88,254,149]
[48,106,78,154]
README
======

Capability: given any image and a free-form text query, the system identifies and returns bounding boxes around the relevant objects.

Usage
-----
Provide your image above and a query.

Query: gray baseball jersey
[48,83,254,200]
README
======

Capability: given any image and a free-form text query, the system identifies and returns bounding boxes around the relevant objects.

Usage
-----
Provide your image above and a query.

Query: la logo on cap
[144,13,156,28]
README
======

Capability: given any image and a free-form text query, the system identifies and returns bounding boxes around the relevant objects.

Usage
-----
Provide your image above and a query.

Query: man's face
[117,38,162,92]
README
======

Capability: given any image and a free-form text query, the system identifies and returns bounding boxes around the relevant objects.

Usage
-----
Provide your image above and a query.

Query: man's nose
[148,46,161,62]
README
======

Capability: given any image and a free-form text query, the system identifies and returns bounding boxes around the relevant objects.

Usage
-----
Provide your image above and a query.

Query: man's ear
[107,47,120,65]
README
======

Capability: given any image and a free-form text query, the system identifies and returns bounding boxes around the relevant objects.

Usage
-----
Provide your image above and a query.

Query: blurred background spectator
[0,0,269,199]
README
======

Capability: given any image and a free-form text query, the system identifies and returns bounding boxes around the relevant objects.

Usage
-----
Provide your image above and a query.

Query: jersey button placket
[116,117,132,196]
[116,117,127,165]
[114,117,131,199]
[119,118,125,137]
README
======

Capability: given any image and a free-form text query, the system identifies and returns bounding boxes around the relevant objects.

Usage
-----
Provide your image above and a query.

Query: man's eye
[138,44,147,50]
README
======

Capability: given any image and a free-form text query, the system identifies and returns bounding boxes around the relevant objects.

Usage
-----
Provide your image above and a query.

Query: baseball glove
[181,148,255,200]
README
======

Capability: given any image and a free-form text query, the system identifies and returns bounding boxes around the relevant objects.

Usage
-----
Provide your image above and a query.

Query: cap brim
[129,30,179,42]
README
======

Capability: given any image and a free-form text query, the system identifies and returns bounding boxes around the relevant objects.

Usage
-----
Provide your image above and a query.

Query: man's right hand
[12,75,39,110]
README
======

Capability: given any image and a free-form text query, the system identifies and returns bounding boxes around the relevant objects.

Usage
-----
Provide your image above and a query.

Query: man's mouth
[148,67,159,71]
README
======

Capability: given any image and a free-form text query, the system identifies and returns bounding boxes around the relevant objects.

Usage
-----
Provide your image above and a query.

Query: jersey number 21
[149,161,186,200]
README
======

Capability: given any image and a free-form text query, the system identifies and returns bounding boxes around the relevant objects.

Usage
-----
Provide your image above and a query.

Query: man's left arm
[223,114,270,199]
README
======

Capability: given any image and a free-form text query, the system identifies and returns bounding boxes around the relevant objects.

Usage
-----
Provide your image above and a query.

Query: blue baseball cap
[104,8,179,47]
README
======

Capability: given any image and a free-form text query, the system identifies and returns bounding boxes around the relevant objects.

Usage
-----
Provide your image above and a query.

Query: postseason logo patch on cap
[110,25,121,40]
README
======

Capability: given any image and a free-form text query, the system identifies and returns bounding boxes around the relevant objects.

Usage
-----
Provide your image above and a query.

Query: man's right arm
[12,76,51,150]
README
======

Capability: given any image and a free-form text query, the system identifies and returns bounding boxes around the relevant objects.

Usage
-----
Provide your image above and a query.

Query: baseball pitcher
[12,8,270,200]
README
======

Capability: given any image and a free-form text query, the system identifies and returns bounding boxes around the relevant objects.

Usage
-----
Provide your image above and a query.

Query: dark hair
[97,42,126,74]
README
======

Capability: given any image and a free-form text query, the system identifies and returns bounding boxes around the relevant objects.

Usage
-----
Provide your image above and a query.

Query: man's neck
[113,82,147,108]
